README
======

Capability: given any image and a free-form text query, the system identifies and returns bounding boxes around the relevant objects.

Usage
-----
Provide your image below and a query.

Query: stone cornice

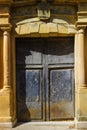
[77,12,87,15]
[76,3,87,29]
[0,0,86,6]
[9,0,87,6]
[12,0,87,3]
[76,21,87,30]
[0,0,13,4]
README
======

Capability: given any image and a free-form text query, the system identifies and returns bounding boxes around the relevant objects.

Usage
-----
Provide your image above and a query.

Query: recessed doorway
[16,37,74,122]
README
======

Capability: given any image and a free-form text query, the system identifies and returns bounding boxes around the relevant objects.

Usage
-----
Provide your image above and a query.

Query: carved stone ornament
[37,2,50,20]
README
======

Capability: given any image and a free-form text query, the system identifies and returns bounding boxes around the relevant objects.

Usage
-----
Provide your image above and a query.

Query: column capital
[0,24,12,32]
[76,25,86,31]
[75,25,86,35]
[78,28,85,34]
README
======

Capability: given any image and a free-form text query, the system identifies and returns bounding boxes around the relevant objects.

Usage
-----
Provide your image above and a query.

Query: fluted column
[78,28,86,88]
[2,27,11,91]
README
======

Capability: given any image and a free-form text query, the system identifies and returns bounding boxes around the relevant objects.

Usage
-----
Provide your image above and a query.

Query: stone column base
[0,118,17,128]
[76,121,87,129]
[0,90,17,128]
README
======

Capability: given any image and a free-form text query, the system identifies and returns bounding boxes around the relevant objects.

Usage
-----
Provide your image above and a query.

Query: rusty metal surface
[16,37,74,122]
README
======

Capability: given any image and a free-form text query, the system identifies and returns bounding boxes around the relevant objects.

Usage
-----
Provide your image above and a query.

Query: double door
[16,37,74,122]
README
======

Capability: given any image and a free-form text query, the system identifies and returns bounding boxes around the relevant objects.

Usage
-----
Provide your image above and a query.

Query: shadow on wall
[16,67,31,122]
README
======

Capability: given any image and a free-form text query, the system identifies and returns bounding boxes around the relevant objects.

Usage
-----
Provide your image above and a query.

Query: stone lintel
[15,21,76,35]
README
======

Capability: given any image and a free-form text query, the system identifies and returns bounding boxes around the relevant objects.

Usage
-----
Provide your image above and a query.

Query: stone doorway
[16,37,75,122]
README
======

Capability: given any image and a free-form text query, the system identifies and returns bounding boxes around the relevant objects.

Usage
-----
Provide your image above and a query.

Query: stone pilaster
[2,27,11,91]
[75,27,87,125]
[0,26,14,128]
[77,28,86,89]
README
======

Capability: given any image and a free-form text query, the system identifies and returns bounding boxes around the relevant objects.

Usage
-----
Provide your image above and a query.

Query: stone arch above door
[15,17,76,36]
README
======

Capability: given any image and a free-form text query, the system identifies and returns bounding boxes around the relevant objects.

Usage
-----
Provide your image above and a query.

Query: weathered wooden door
[16,37,74,122]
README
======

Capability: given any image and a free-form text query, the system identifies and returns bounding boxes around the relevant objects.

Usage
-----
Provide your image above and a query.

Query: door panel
[49,68,74,120]
[25,69,43,120]
[16,39,44,121]
[16,37,74,122]
[26,70,41,102]
[17,69,43,121]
